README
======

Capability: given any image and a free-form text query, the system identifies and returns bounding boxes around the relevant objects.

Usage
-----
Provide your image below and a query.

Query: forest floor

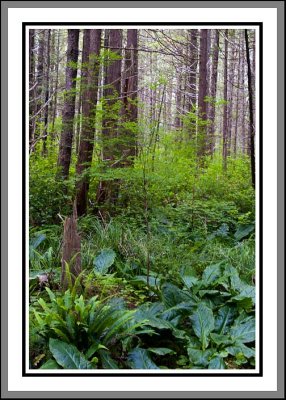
[29,151,256,370]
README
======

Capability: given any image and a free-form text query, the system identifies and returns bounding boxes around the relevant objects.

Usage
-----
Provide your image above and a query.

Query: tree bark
[208,29,219,154]
[61,204,81,290]
[97,29,123,208]
[197,29,208,158]
[187,29,198,112]
[42,29,51,155]
[222,30,229,170]
[121,29,138,164]
[57,29,79,180]
[245,29,255,188]
[29,29,35,146]
[51,30,61,136]
[76,29,102,216]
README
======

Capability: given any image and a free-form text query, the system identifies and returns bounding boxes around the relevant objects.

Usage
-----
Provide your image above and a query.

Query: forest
[28,27,256,370]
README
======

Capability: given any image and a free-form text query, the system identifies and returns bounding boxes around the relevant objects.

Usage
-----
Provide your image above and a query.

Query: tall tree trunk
[29,29,35,146]
[245,29,255,188]
[241,36,246,154]
[57,29,79,180]
[233,32,242,156]
[208,29,219,154]
[97,29,122,208]
[175,71,182,129]
[42,29,51,155]
[197,29,208,158]
[187,29,198,112]
[32,29,45,146]
[51,30,60,136]
[222,30,229,170]
[121,29,138,164]
[76,29,102,216]
[227,31,236,156]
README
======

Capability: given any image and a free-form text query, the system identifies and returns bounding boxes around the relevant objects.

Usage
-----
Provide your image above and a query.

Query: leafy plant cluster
[30,237,255,369]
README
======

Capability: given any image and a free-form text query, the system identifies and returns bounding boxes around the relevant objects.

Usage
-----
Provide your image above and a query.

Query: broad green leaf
[190,304,215,350]
[232,285,255,305]
[210,333,233,346]
[215,305,237,334]
[230,319,255,343]
[161,283,194,308]
[94,249,116,274]
[98,350,119,369]
[180,266,199,289]
[128,348,159,369]
[49,338,93,369]
[226,343,255,359]
[187,347,215,367]
[148,347,176,356]
[234,224,254,241]
[198,290,220,297]
[201,264,221,286]
[40,359,61,369]
[208,356,226,369]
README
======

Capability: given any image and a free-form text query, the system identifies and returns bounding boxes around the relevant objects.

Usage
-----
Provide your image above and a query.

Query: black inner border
[22,21,263,378]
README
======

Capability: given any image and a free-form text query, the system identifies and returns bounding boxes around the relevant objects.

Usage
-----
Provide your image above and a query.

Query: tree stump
[61,205,81,290]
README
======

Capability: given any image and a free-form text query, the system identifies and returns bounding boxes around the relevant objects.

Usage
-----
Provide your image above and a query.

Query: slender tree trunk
[33,29,45,145]
[42,29,51,155]
[29,29,35,146]
[57,29,79,180]
[76,29,102,216]
[233,34,242,157]
[97,29,123,208]
[188,29,198,112]
[175,71,182,129]
[245,29,255,188]
[121,29,138,164]
[208,29,219,154]
[227,32,235,157]
[241,34,247,154]
[51,30,60,136]
[197,29,208,158]
[222,30,229,170]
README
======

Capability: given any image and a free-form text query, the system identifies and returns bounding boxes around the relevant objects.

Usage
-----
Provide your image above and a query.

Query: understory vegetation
[29,143,255,370]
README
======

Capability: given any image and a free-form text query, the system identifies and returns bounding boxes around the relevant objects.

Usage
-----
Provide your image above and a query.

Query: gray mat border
[1,1,284,398]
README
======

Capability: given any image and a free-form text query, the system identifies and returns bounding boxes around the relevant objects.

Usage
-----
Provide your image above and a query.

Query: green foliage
[29,286,153,369]
[29,113,255,370]
[94,249,116,274]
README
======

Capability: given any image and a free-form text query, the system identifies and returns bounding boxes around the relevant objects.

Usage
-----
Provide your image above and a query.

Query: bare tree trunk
[233,31,242,156]
[32,29,45,147]
[121,29,138,163]
[76,29,102,216]
[222,30,229,170]
[42,29,51,155]
[57,29,79,180]
[175,71,182,129]
[245,29,255,188]
[97,29,123,209]
[227,32,236,157]
[197,29,208,158]
[29,29,35,146]
[51,30,60,136]
[187,29,198,112]
[208,29,219,154]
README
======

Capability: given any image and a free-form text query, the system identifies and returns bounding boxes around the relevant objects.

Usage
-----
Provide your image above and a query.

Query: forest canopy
[28,27,256,371]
